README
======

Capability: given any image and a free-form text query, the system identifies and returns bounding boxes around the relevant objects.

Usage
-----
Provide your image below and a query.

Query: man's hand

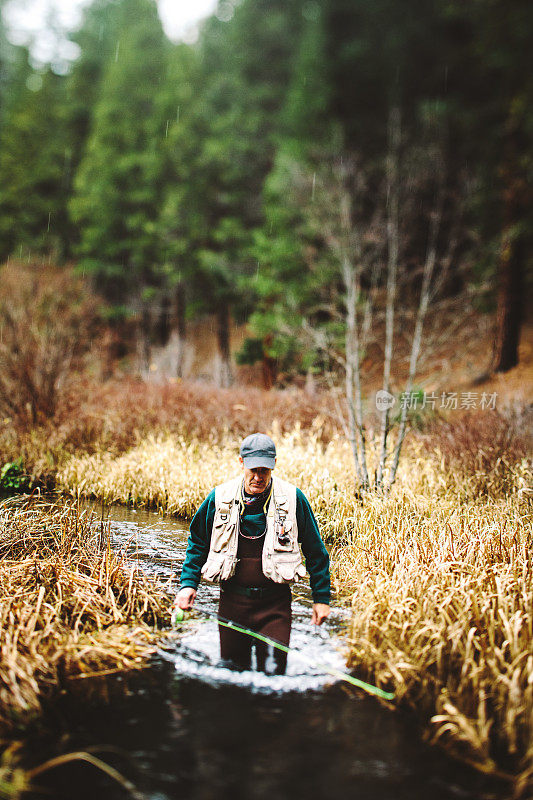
[175,587,197,610]
[312,603,330,625]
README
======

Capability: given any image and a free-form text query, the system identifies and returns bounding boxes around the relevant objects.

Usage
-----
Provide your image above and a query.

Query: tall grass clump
[0,497,170,732]
[0,377,341,493]
[333,491,532,795]
[57,419,530,533]
[57,425,356,534]
[421,408,531,500]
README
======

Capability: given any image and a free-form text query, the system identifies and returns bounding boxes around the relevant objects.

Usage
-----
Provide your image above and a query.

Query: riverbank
[0,497,170,736]
[56,423,532,795]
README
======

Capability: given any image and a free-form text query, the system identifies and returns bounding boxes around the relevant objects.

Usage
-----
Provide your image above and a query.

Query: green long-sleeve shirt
[180,485,331,604]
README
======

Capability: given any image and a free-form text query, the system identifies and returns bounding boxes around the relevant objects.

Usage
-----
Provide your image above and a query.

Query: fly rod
[171,604,394,701]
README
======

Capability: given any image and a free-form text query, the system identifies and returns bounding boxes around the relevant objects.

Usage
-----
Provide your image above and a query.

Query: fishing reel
[171,606,186,626]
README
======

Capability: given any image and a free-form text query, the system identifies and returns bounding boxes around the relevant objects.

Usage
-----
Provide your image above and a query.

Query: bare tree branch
[376,106,401,489]
[386,151,445,490]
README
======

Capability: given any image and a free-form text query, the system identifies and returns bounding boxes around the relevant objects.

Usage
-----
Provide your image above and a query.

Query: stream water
[27,505,504,800]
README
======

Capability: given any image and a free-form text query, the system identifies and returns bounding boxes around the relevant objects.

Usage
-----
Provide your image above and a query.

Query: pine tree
[0,56,71,261]
[0,0,18,131]
[243,2,341,378]
[69,0,169,305]
[64,0,123,256]
[158,0,302,384]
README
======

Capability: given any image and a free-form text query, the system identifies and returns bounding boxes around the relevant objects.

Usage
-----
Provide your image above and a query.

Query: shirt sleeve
[179,489,216,589]
[296,488,331,604]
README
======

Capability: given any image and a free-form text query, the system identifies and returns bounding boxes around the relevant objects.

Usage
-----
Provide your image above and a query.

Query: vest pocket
[201,554,225,581]
[269,552,306,582]
[219,555,238,581]
[201,553,238,582]
[273,519,294,552]
[211,520,236,553]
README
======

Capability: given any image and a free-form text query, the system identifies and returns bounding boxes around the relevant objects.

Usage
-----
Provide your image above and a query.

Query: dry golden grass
[0,739,145,799]
[57,423,531,529]
[57,425,367,540]
[57,427,532,793]
[333,493,532,792]
[0,497,170,733]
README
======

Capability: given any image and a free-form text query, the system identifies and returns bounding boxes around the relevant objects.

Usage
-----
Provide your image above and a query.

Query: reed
[0,497,170,733]
[333,493,532,792]
[57,425,530,532]
[57,427,364,537]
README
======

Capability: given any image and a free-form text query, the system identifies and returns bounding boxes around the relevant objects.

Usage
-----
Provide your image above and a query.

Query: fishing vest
[201,475,306,585]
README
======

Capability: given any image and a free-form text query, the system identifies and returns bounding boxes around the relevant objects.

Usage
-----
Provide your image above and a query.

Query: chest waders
[199,476,305,675]
[219,527,292,674]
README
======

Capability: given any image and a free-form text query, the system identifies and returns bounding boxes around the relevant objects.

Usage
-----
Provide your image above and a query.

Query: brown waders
[219,525,291,675]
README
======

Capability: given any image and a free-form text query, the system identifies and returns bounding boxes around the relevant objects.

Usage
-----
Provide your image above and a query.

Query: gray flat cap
[240,433,276,469]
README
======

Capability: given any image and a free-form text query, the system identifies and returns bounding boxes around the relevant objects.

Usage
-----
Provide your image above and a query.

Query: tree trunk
[336,164,369,492]
[376,105,400,489]
[216,302,233,388]
[343,255,369,491]
[137,302,151,375]
[262,334,276,389]
[156,296,171,346]
[492,104,528,373]
[173,282,186,378]
[387,173,443,491]
[492,231,523,372]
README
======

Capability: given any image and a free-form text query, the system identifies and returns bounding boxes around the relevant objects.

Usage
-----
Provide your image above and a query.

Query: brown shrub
[420,408,531,497]
[0,262,102,427]
[28,378,341,455]
[0,374,345,488]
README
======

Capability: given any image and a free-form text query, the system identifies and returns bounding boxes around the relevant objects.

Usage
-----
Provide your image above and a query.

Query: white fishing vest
[201,475,306,585]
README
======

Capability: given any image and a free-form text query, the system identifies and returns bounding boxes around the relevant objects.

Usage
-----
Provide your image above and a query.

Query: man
[174,432,331,675]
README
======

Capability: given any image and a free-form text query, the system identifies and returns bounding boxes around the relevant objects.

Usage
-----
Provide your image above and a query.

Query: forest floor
[418,319,533,406]
[346,314,533,409]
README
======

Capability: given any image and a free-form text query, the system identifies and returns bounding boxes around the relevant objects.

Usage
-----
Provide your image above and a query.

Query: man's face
[239,457,273,494]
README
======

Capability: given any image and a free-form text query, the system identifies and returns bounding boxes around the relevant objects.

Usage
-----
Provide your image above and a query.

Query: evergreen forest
[0,0,531,385]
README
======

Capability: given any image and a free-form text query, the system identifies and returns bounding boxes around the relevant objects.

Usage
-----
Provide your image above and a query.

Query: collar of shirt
[239,480,273,516]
